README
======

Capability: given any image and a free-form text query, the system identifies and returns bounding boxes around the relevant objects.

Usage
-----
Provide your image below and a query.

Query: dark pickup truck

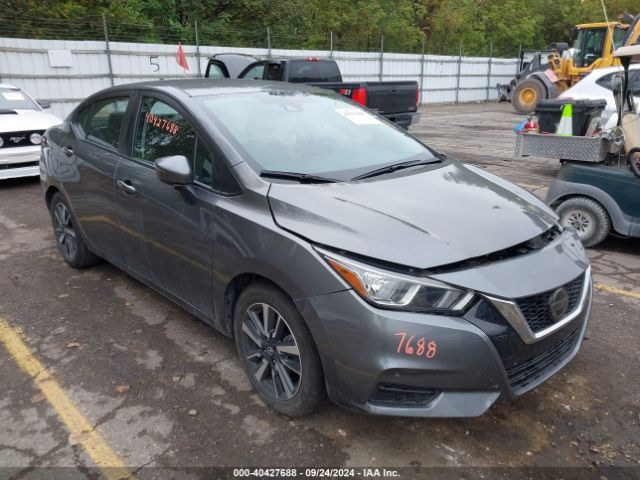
[205,55,419,129]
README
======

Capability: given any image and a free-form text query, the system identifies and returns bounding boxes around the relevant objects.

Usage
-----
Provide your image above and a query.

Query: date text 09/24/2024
[232,468,400,477]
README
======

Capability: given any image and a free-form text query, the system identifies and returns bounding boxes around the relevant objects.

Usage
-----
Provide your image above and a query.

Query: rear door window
[78,97,129,150]
[595,72,618,91]
[596,71,640,94]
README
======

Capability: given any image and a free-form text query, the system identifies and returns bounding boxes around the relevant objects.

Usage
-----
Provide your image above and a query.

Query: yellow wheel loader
[498,13,640,114]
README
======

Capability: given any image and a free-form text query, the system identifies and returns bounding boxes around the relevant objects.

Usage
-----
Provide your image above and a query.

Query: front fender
[527,72,558,100]
[546,178,632,236]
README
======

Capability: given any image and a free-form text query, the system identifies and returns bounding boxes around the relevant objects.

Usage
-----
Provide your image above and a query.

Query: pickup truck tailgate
[366,82,418,115]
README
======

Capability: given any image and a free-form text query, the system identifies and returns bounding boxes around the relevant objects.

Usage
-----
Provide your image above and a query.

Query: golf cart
[517,44,640,247]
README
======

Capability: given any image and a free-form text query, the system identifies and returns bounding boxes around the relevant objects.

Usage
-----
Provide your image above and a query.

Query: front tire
[513,78,546,114]
[556,197,611,247]
[233,282,326,417]
[49,193,100,268]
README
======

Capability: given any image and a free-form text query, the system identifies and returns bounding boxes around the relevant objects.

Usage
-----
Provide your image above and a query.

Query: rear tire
[233,282,326,417]
[513,78,546,114]
[556,197,611,247]
[49,193,100,268]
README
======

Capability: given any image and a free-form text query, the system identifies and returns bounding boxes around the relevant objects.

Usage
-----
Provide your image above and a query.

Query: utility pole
[194,19,202,78]
[329,31,333,59]
[486,43,493,102]
[379,35,384,81]
[419,39,426,105]
[267,27,272,59]
[455,41,462,103]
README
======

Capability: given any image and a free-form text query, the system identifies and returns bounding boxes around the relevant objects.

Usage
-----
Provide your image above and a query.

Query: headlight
[29,133,42,145]
[317,248,475,313]
[0,136,3,147]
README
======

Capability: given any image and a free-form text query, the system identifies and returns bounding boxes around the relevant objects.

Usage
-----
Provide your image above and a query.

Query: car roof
[100,79,334,98]
[579,64,640,81]
[613,44,640,59]
[210,53,256,59]
[270,57,333,62]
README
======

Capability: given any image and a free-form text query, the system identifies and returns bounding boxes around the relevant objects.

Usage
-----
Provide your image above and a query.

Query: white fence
[0,37,519,119]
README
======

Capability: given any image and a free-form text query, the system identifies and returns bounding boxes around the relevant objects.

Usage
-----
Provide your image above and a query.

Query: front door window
[133,97,195,164]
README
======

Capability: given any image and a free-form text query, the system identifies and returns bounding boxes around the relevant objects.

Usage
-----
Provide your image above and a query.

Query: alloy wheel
[520,88,536,106]
[562,208,595,240]
[240,303,302,400]
[53,202,77,260]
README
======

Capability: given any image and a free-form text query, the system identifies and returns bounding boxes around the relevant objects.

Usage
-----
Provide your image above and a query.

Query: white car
[558,65,640,129]
[0,84,61,180]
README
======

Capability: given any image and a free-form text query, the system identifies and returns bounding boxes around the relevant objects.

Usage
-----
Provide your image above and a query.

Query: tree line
[3,0,640,56]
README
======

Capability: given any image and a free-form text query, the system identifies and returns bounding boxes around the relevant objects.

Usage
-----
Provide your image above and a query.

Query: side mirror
[155,155,192,185]
[37,99,51,109]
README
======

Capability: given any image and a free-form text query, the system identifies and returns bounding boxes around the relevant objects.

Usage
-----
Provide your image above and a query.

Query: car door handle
[63,146,74,157]
[116,179,136,195]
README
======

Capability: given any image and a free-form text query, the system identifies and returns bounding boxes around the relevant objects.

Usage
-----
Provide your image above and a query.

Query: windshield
[572,28,607,68]
[0,87,39,111]
[202,90,431,180]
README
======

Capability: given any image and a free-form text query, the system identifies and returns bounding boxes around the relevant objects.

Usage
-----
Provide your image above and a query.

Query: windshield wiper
[351,158,441,181]
[260,170,338,184]
[0,109,17,114]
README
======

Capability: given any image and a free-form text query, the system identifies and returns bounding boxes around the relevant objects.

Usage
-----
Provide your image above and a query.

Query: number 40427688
[394,332,437,359]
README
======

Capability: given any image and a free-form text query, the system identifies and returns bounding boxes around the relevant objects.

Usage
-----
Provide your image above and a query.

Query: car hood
[267,160,558,269]
[0,109,61,132]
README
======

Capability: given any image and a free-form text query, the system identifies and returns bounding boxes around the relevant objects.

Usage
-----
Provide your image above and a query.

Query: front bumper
[0,145,41,180]
[296,242,592,417]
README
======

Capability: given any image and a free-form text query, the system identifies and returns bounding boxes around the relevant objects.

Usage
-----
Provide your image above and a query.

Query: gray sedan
[40,80,592,417]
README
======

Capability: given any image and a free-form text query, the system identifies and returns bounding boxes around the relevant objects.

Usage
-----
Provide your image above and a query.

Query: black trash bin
[535,99,607,136]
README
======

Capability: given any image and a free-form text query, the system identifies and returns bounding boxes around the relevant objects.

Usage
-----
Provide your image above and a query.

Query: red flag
[176,42,189,71]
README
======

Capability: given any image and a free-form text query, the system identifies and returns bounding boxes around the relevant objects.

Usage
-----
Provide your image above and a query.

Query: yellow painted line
[595,283,640,300]
[518,183,546,190]
[0,317,133,480]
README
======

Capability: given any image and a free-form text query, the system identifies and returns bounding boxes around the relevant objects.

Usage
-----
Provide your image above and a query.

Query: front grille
[506,329,579,393]
[0,161,38,170]
[516,274,585,332]
[0,130,44,149]
[370,383,439,407]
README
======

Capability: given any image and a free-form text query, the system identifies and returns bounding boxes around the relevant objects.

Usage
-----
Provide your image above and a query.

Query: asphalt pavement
[0,102,638,480]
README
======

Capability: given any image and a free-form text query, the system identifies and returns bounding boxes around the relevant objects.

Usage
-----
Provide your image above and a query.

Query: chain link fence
[2,14,521,56]
[0,15,520,119]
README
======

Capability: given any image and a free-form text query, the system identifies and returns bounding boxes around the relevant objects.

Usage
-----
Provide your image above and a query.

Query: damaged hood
[267,159,558,269]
